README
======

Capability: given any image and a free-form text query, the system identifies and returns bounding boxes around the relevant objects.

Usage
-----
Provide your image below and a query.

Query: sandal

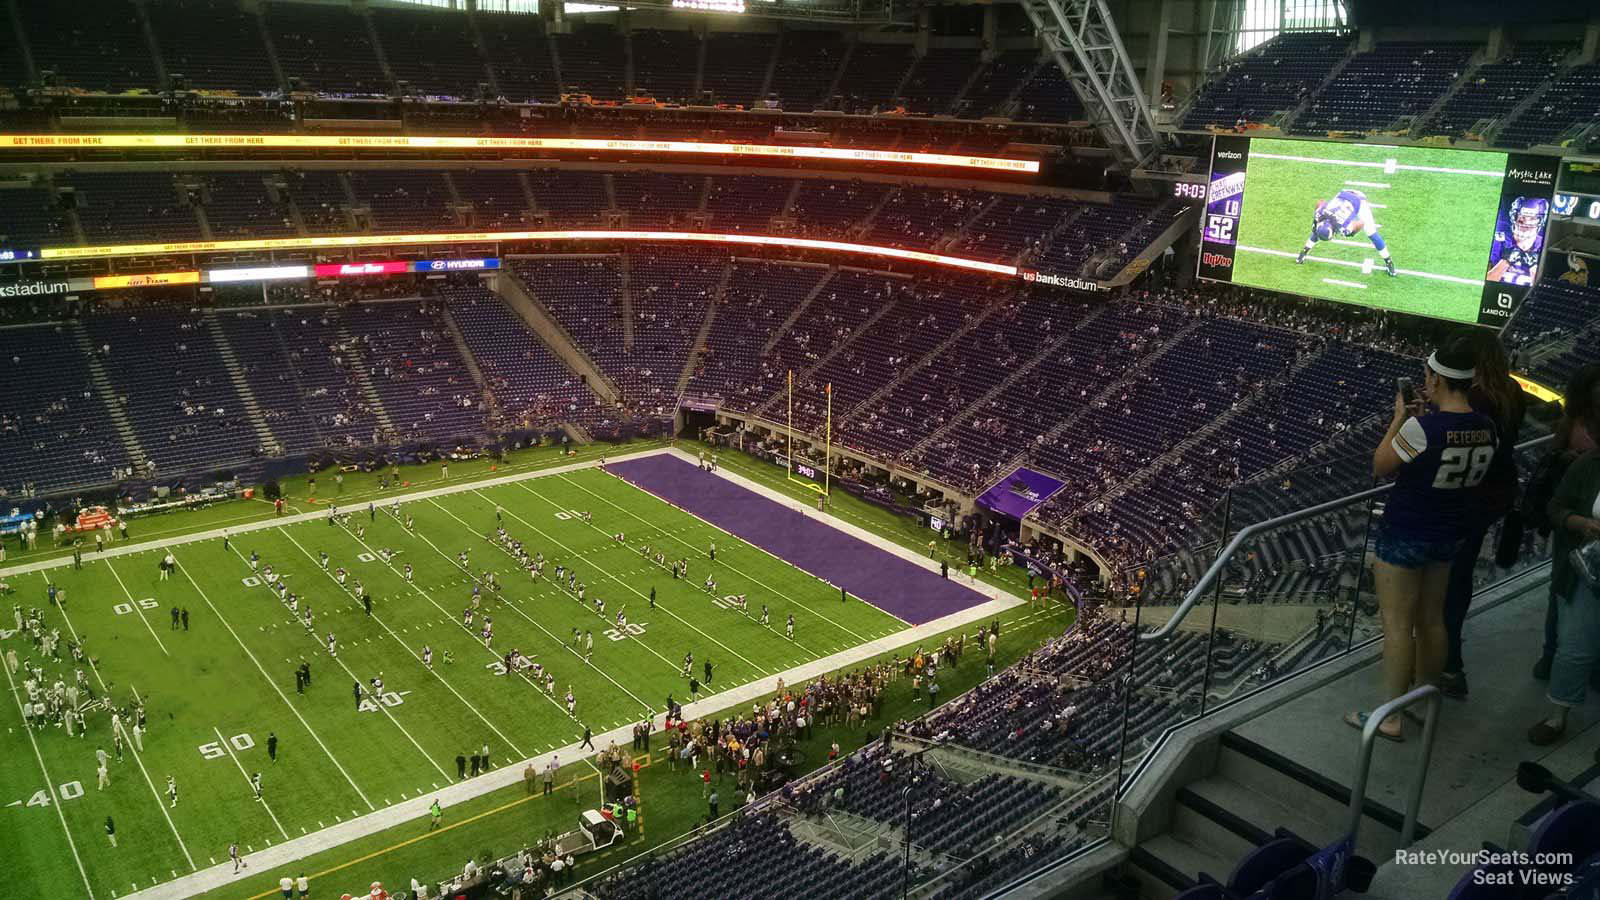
[1345,710,1403,742]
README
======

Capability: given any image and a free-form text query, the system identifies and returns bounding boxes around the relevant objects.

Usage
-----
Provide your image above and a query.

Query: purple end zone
[607,455,994,625]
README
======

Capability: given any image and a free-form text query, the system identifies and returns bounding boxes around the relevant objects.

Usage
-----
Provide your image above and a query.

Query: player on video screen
[1486,196,1546,285]
[1295,189,1397,277]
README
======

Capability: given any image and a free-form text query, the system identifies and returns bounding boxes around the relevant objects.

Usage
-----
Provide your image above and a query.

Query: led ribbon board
[32,231,1018,277]
[0,134,1040,174]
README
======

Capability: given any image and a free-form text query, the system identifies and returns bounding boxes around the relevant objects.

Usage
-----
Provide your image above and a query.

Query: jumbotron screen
[1197,136,1556,326]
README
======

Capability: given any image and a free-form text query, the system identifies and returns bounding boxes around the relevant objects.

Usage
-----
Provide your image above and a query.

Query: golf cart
[553,809,621,857]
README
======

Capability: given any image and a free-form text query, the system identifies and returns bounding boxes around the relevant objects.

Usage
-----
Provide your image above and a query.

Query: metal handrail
[1348,684,1442,848]
[1140,432,1554,642]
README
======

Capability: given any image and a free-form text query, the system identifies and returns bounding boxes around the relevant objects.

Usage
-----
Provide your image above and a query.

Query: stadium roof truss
[1017,0,1161,168]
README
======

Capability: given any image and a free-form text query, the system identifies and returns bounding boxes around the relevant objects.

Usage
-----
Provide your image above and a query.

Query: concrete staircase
[489,271,623,406]
[1067,341,1331,521]
[907,306,1108,456]
[840,297,1008,429]
[206,313,282,455]
[438,305,499,418]
[1125,731,1415,899]
[674,260,732,396]
[71,326,148,471]
[760,265,837,354]
[332,323,398,438]
[752,278,906,419]
[618,253,636,350]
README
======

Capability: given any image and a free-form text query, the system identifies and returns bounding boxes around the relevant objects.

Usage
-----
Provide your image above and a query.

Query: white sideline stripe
[121,447,1027,900]
[1248,151,1503,177]
[561,468,880,642]
[405,498,660,712]
[59,569,195,870]
[1366,203,1387,209]
[1329,239,1372,248]
[501,482,766,672]
[1343,180,1390,189]
[0,621,96,899]
[0,447,667,581]
[225,541,454,783]
[668,448,1019,611]
[274,526,536,756]
[167,550,376,812]
[212,727,291,841]
[1322,278,1369,290]
[1235,245,1482,286]
[97,560,171,657]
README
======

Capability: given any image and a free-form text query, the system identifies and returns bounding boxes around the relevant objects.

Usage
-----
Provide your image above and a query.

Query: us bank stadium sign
[0,279,73,298]
[1019,269,1106,293]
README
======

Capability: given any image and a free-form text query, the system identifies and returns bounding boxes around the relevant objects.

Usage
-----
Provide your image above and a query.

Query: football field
[1,449,996,899]
[1231,138,1506,322]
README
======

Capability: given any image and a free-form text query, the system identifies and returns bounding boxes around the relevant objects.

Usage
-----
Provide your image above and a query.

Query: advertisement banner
[313,261,410,278]
[1478,153,1556,326]
[206,265,310,283]
[0,279,74,298]
[415,257,500,272]
[976,467,1067,520]
[1019,269,1107,292]
[91,271,200,289]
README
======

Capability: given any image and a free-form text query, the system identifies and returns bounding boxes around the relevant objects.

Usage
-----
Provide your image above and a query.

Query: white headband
[1427,351,1474,380]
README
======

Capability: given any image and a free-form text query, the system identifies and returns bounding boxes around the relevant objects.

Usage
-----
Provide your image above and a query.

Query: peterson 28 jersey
[1382,410,1499,543]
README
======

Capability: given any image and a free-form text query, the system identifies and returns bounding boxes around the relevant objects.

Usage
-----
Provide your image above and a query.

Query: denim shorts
[1373,524,1461,569]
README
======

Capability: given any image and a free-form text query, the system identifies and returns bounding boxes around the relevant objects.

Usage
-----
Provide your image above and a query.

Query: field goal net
[785,370,830,497]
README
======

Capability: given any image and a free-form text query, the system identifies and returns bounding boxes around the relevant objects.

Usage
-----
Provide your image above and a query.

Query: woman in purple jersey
[1348,339,1497,741]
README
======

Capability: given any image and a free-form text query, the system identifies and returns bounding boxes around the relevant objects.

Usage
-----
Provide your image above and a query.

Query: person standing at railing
[1531,364,1600,684]
[1528,443,1600,745]
[1348,339,1497,742]
[1439,330,1529,700]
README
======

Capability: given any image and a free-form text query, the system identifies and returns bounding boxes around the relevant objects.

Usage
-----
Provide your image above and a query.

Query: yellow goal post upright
[785,370,831,498]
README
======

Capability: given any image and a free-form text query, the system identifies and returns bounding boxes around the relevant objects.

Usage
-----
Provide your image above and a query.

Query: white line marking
[1250,151,1502,177]
[0,626,96,898]
[211,726,289,839]
[553,471,873,644]
[167,549,375,810]
[47,571,195,871]
[1343,180,1390,189]
[1321,278,1369,289]
[94,561,171,656]
[271,530,520,767]
[1361,258,1374,275]
[1236,245,1481,285]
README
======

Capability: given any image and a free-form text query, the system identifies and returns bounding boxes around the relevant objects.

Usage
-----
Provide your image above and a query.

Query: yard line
[0,629,96,899]
[44,570,197,871]
[1233,245,1482,286]
[1322,278,1369,290]
[167,548,375,811]
[223,542,453,782]
[1248,151,1502,177]
[402,499,660,712]
[273,527,529,759]
[211,727,290,841]
[94,561,170,656]
[470,488,762,671]
[552,472,873,644]
[315,518,581,734]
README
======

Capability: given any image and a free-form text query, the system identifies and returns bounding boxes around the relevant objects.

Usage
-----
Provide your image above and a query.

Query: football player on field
[1295,189,1397,277]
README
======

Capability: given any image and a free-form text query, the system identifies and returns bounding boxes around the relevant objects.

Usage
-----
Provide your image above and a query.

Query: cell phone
[1397,377,1417,405]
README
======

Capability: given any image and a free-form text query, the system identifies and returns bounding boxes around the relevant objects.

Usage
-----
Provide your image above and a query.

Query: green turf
[194,601,1072,900]
[1231,138,1506,323]
[1,447,1051,899]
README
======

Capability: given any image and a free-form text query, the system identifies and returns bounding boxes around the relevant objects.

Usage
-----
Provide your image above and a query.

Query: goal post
[785,370,830,497]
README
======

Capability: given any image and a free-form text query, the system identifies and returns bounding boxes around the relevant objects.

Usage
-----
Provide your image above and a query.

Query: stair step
[1169,788,1261,867]
[1213,732,1415,862]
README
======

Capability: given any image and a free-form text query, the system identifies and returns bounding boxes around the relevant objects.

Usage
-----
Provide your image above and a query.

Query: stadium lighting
[0,134,1040,174]
[38,230,1019,277]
